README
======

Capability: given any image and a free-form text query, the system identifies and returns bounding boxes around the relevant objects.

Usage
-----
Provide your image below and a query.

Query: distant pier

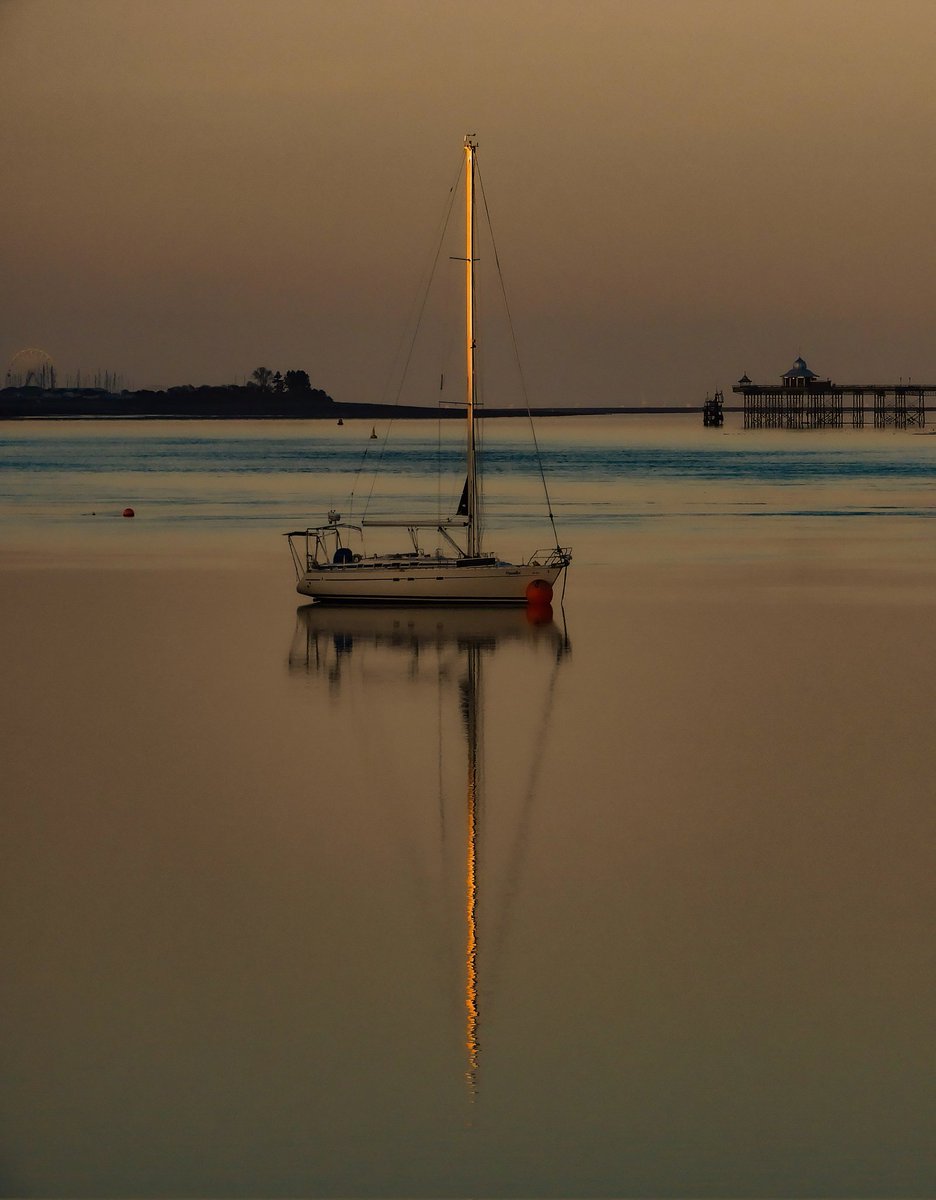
[734,357,931,429]
[702,390,724,427]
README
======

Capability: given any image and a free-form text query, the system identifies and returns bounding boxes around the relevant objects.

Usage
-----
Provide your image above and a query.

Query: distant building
[780,356,828,389]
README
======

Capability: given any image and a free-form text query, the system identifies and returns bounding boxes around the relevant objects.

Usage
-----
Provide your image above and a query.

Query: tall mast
[464,136,479,558]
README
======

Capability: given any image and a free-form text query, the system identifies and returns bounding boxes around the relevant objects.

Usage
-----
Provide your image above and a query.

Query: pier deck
[733,377,933,430]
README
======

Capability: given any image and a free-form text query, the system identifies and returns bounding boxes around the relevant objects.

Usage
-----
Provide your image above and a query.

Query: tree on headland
[272,370,284,394]
[250,366,273,391]
[284,369,312,393]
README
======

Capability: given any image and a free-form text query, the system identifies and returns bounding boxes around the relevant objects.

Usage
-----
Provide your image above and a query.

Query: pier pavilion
[733,357,932,429]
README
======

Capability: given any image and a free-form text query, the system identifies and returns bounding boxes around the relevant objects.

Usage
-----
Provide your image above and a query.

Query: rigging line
[390,160,463,409]
[472,247,486,547]
[360,418,394,522]
[475,394,485,547]
[377,157,465,410]
[437,255,462,526]
[437,396,447,526]
[437,644,447,848]
[362,157,464,522]
[347,442,371,520]
[487,640,568,980]
[476,162,562,551]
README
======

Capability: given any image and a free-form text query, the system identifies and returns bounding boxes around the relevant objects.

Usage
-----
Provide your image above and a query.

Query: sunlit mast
[464,135,480,559]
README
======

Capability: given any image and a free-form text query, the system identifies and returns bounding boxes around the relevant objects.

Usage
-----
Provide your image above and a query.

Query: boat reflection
[288,604,567,685]
[288,604,570,1100]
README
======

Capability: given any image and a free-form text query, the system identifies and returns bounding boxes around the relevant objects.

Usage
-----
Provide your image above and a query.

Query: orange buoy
[525,578,553,605]
[122,507,135,518]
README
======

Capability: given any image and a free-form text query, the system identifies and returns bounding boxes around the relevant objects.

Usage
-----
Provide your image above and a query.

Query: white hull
[297,560,562,604]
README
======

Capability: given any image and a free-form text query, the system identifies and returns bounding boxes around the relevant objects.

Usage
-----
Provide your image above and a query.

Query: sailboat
[286,137,571,605]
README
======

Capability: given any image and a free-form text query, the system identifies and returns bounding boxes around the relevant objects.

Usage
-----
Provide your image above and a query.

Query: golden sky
[3,0,936,402]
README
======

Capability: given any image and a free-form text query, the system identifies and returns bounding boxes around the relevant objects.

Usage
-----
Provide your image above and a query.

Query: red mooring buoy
[526,602,554,626]
[525,578,553,605]
[122,507,135,518]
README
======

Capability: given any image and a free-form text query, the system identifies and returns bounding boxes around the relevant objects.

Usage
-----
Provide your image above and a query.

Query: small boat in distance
[286,137,571,605]
[369,426,377,439]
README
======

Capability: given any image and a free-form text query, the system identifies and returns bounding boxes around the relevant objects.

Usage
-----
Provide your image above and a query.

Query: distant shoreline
[5,390,933,422]
[0,387,703,421]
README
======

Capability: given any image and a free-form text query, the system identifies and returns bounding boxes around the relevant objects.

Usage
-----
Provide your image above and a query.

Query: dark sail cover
[456,477,469,516]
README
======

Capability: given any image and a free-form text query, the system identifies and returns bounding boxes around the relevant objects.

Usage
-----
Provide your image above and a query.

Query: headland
[0,383,694,421]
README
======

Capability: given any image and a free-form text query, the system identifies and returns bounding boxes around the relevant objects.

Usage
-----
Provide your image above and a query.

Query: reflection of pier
[734,357,931,430]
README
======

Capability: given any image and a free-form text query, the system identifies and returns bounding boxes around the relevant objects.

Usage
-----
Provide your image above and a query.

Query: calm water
[2,416,936,562]
[1,417,934,1197]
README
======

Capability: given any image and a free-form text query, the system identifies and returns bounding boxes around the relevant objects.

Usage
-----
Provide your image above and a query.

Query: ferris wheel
[5,347,56,388]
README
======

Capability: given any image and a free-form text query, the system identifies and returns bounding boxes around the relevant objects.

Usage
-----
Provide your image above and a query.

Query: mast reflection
[288,604,569,1099]
[463,638,481,1097]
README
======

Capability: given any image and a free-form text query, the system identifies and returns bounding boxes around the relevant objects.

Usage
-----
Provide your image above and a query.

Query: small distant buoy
[122,507,135,518]
[525,578,553,605]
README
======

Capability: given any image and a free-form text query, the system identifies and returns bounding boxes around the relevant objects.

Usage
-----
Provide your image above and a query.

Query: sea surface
[1,416,934,1198]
